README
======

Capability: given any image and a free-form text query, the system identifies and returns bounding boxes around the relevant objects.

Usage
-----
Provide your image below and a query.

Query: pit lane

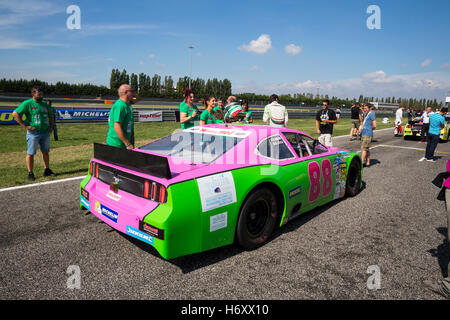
[1,128,449,299]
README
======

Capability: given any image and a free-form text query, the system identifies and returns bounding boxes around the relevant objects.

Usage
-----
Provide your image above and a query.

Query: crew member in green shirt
[12,86,55,181]
[200,96,217,125]
[179,88,200,129]
[241,99,253,123]
[106,84,140,149]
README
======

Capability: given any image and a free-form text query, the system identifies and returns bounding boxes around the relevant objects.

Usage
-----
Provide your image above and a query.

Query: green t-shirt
[213,106,222,113]
[47,103,56,120]
[106,99,134,149]
[215,119,224,124]
[14,98,51,132]
[243,111,252,122]
[179,101,200,129]
[200,109,216,124]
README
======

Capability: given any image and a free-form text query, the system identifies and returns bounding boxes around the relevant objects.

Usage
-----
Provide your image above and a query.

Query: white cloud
[0,36,63,49]
[421,59,432,68]
[285,44,302,55]
[148,54,156,59]
[441,63,450,70]
[234,70,450,100]
[239,34,272,54]
[249,65,260,72]
[0,0,63,26]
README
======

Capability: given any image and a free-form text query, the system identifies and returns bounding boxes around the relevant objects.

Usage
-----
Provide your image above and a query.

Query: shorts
[361,136,372,151]
[351,119,360,129]
[318,134,332,147]
[26,130,50,155]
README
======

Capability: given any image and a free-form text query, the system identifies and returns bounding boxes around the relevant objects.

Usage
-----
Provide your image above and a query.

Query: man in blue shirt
[423,107,447,162]
[359,104,377,167]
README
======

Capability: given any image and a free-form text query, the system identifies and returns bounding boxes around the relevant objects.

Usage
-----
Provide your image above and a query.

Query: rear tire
[236,188,278,250]
[446,189,450,242]
[345,159,362,197]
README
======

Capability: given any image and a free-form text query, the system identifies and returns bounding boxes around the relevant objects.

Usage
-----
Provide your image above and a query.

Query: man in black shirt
[315,99,338,147]
[349,103,363,141]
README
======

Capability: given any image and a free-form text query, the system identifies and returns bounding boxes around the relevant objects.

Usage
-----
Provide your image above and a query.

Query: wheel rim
[246,198,270,237]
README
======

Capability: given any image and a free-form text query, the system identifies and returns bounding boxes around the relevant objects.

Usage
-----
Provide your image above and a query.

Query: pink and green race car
[80,125,362,259]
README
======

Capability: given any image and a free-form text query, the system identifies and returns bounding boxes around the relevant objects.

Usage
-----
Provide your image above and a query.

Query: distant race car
[440,114,450,141]
[80,125,363,259]
[403,117,423,140]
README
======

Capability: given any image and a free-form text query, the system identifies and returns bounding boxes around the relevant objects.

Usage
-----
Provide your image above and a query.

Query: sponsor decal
[289,186,302,199]
[139,221,164,240]
[126,225,154,245]
[210,212,227,232]
[106,190,121,201]
[138,111,163,122]
[80,188,89,200]
[0,110,26,124]
[80,196,90,210]
[95,202,119,223]
[186,126,251,138]
[197,172,237,212]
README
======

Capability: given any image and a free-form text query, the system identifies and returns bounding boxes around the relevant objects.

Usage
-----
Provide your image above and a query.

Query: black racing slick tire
[236,187,278,250]
[345,158,362,197]
[446,189,450,242]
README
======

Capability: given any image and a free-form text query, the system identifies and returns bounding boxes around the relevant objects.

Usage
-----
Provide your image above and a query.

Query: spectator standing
[214,97,225,113]
[359,104,377,167]
[417,106,433,143]
[214,109,224,124]
[335,107,341,119]
[241,99,253,123]
[47,100,58,141]
[199,96,217,125]
[12,86,56,181]
[106,84,138,150]
[349,103,363,141]
[263,94,288,128]
[315,99,337,147]
[420,107,447,162]
[179,88,200,129]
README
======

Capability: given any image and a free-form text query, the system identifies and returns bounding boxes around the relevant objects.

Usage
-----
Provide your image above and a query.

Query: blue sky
[0,0,449,101]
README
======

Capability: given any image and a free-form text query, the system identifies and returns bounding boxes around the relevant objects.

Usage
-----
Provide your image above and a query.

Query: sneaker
[28,172,36,181]
[43,168,56,177]
[426,158,436,162]
[418,157,426,162]
[423,280,450,299]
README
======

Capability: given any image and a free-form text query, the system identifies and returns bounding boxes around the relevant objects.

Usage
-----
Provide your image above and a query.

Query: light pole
[188,45,194,89]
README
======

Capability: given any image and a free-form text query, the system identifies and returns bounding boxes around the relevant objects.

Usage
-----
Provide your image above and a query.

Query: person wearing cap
[12,86,56,181]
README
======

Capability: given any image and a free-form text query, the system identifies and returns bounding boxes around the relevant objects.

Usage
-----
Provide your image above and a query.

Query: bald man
[106,84,140,149]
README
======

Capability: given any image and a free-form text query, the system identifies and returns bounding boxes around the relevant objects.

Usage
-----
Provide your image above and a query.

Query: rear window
[139,131,244,164]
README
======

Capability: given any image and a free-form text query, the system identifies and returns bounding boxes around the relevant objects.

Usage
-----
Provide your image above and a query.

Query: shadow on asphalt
[427,227,449,278]
[113,181,369,274]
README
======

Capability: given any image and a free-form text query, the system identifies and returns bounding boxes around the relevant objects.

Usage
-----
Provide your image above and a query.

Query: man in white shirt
[263,94,288,128]
[416,106,433,143]
[394,106,406,135]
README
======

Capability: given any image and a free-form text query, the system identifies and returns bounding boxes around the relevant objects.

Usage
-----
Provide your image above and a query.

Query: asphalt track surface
[1,129,449,300]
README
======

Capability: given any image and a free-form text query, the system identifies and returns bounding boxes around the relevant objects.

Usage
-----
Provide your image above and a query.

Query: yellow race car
[440,114,450,141]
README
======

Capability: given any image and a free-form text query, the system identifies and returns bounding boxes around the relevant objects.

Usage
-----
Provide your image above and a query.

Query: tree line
[0,73,444,110]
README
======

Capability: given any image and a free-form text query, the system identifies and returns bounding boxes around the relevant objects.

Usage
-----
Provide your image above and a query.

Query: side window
[301,135,328,155]
[257,135,295,160]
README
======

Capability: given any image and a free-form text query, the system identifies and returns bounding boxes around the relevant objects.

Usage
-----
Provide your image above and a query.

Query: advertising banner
[138,111,163,122]
[56,109,110,121]
[0,110,25,124]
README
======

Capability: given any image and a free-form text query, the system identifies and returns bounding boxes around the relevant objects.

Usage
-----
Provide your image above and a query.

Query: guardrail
[0,105,396,124]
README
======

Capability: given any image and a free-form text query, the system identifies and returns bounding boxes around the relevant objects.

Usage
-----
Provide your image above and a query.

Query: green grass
[0,117,394,188]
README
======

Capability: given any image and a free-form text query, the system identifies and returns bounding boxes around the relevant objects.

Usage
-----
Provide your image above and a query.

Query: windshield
[139,131,244,164]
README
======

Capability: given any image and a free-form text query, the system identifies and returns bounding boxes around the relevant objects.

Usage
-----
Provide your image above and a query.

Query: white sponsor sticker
[185,126,251,138]
[106,190,121,201]
[210,212,227,232]
[197,172,237,212]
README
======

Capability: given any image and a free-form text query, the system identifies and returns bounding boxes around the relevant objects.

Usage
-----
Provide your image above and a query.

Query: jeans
[425,134,439,160]
[421,123,429,141]
[26,130,50,155]
[53,121,58,141]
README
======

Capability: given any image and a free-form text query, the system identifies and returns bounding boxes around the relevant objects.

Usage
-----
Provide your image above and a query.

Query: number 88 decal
[308,159,332,202]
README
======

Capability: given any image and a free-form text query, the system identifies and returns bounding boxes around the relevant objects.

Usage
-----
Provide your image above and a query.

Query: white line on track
[0,175,85,193]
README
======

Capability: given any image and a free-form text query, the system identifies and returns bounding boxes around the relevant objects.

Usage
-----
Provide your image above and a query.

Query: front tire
[236,188,278,250]
[346,158,362,197]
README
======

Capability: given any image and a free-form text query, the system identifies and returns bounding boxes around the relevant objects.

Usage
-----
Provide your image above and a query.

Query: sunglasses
[33,89,44,93]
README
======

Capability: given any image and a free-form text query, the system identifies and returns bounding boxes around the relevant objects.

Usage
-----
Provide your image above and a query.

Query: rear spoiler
[93,143,172,179]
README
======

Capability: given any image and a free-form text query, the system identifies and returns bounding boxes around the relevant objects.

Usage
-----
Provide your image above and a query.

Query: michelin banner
[0,109,110,124]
